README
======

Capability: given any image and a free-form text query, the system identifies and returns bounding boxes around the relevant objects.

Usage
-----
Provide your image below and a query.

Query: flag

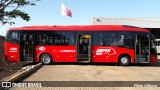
[61,3,72,17]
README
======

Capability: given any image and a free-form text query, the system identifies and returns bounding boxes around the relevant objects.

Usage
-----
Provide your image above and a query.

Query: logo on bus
[96,47,116,55]
[10,47,17,52]
[39,47,46,51]
[60,50,76,53]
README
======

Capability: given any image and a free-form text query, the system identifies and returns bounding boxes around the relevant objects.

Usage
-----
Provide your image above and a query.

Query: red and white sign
[60,50,76,52]
[10,47,17,52]
[39,46,46,51]
[96,47,116,55]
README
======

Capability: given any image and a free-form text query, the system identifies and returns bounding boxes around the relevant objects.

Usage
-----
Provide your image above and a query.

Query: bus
[4,25,157,65]
[155,39,160,59]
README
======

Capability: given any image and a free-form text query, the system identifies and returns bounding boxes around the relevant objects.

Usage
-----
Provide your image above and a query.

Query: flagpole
[60,2,63,25]
[60,13,63,25]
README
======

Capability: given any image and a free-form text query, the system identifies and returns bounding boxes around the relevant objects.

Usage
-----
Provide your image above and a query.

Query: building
[91,17,160,38]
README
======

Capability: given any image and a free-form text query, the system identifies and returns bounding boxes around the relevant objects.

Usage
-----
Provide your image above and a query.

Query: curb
[0,63,42,89]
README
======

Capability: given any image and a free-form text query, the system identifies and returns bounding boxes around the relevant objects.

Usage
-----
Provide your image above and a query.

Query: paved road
[10,62,160,90]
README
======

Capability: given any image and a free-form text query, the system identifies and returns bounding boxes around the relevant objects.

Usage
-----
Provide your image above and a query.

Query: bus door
[20,34,34,62]
[135,35,150,63]
[77,35,91,62]
[156,39,160,59]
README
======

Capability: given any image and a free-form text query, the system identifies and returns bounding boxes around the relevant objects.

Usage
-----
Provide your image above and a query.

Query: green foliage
[0,0,39,25]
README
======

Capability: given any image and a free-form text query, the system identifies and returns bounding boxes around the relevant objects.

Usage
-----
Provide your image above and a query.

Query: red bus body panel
[34,46,76,62]
[92,46,135,63]
[150,54,157,64]
[5,42,20,62]
[5,41,157,64]
[5,42,136,63]
[5,43,157,64]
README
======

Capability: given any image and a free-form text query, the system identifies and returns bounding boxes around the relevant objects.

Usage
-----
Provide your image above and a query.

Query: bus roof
[8,25,149,32]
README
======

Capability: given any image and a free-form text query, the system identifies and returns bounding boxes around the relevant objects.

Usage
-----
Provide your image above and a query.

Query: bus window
[116,35,124,46]
[61,32,74,45]
[94,32,116,46]
[93,32,98,45]
[124,35,134,48]
[35,34,42,45]
[60,37,65,45]
[6,31,19,44]
[98,32,104,46]
[116,34,134,48]
[108,33,116,46]
[42,38,48,45]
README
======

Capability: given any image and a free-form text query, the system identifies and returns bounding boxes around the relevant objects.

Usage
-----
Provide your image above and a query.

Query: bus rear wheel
[40,54,52,65]
[118,55,130,66]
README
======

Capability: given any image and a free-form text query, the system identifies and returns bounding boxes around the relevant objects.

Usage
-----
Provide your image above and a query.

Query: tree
[0,0,39,25]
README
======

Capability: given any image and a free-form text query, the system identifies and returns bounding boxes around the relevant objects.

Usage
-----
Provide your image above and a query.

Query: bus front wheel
[118,55,130,66]
[40,54,52,65]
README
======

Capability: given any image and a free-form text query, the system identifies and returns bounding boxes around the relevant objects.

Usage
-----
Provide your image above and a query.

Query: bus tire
[40,54,52,65]
[118,55,130,66]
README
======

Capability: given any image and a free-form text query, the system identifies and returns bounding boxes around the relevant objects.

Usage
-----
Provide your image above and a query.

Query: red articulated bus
[5,25,157,65]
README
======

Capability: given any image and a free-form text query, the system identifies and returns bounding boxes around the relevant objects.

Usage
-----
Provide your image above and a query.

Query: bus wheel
[118,55,130,66]
[40,54,52,65]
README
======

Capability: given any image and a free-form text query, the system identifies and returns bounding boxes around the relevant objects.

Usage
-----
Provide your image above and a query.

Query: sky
[0,0,160,36]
